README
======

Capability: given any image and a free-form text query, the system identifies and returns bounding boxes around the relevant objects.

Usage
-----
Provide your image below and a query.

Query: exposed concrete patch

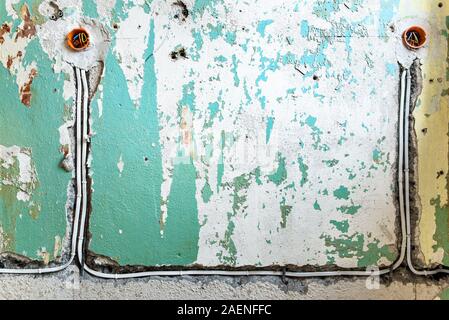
[0,265,448,300]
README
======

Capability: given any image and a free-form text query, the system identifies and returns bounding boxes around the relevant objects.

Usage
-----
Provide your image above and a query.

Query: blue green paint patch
[333,186,350,200]
[89,20,200,266]
[257,19,274,38]
[300,20,309,38]
[268,153,287,186]
[322,233,397,268]
[330,220,349,233]
[372,148,382,163]
[231,54,240,87]
[323,159,339,167]
[191,0,225,19]
[201,181,213,203]
[0,38,69,261]
[337,204,362,215]
[280,198,292,229]
[298,157,309,187]
[266,116,275,143]
[207,22,224,40]
[82,0,99,18]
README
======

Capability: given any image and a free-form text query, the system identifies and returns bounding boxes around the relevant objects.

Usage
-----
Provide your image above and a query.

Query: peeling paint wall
[87,0,402,269]
[0,0,448,277]
[0,0,75,266]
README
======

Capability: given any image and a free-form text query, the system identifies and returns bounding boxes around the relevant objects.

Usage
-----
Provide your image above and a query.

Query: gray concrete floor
[0,266,448,300]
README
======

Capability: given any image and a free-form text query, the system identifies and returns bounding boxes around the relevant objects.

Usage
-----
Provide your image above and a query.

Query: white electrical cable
[77,70,408,280]
[403,68,449,276]
[0,68,83,275]
[76,69,89,270]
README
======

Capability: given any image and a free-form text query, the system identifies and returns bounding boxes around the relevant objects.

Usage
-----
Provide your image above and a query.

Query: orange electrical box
[67,28,90,51]
[403,26,427,50]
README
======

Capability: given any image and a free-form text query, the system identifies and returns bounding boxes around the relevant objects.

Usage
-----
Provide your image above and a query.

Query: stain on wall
[0,0,447,273]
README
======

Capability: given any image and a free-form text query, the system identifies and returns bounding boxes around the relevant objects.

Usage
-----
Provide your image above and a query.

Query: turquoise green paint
[322,233,397,268]
[300,20,309,38]
[207,22,224,40]
[192,0,224,19]
[304,115,327,151]
[112,0,133,21]
[268,153,287,186]
[266,116,274,143]
[89,20,199,266]
[191,29,204,61]
[214,55,227,63]
[201,181,213,203]
[231,54,240,87]
[217,218,237,265]
[179,81,196,112]
[372,148,382,162]
[243,80,252,105]
[208,101,220,121]
[225,31,237,45]
[192,29,204,50]
[330,220,349,233]
[254,167,263,185]
[218,173,253,265]
[386,63,397,77]
[82,0,99,18]
[217,131,225,192]
[378,0,400,38]
[313,200,322,211]
[164,160,200,263]
[333,186,350,200]
[257,19,274,38]
[0,38,68,261]
[337,204,362,215]
[298,157,309,187]
[323,159,339,168]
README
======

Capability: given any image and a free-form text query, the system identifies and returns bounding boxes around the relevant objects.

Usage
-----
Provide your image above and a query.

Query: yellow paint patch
[400,0,449,265]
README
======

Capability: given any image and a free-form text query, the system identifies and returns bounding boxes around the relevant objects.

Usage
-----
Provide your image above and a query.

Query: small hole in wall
[113,23,119,30]
[313,75,319,81]
[179,48,187,58]
[438,2,443,8]
[144,157,149,162]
